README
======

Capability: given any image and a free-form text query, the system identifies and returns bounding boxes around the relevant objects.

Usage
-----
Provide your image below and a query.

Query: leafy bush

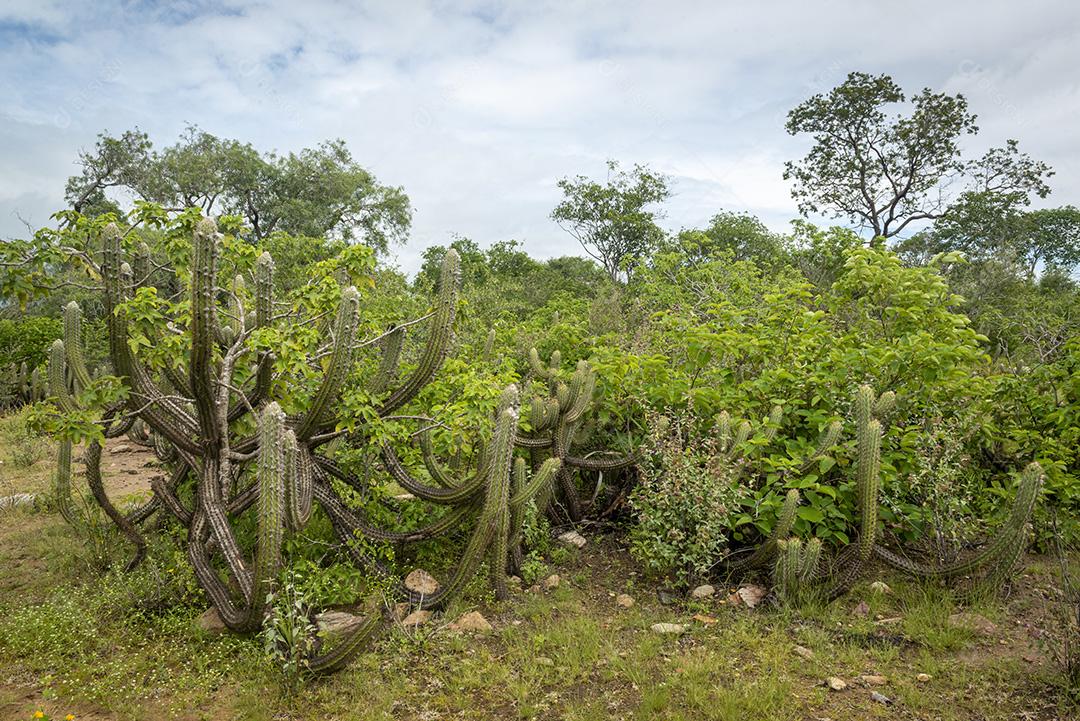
[0,316,62,368]
[629,413,748,585]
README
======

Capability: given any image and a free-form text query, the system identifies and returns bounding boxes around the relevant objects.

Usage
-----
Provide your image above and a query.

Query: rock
[393,492,416,501]
[853,600,870,618]
[392,602,410,620]
[616,593,635,609]
[401,610,432,627]
[317,610,365,636]
[450,611,493,633]
[869,581,892,594]
[728,584,767,609]
[110,444,133,454]
[0,493,36,511]
[692,614,718,625]
[860,674,887,686]
[404,569,440,596]
[825,677,847,691]
[543,574,561,590]
[871,691,892,705]
[196,607,228,633]
[916,673,931,683]
[690,584,716,599]
[650,622,689,634]
[793,645,815,660]
[948,612,998,636]
[657,589,678,606]
[557,530,587,549]
[875,616,903,625]
[536,656,554,667]
[508,575,522,586]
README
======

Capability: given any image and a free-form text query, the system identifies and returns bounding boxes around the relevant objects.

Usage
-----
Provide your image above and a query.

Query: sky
[2,0,1079,273]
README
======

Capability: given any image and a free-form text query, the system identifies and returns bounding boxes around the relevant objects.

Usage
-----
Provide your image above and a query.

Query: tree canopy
[64,126,411,252]
[784,72,1051,241]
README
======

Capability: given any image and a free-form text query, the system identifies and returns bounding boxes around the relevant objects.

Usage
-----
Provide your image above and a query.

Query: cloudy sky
[2,0,1079,272]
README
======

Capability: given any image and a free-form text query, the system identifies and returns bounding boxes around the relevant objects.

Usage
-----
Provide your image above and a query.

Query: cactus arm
[101,224,200,453]
[244,402,287,628]
[873,462,1044,580]
[63,302,93,393]
[294,287,361,440]
[725,489,800,572]
[84,439,147,571]
[380,443,488,505]
[306,614,383,674]
[368,325,404,396]
[48,340,78,414]
[825,417,882,599]
[563,453,637,471]
[53,439,79,526]
[380,249,460,414]
[284,430,314,531]
[189,217,224,443]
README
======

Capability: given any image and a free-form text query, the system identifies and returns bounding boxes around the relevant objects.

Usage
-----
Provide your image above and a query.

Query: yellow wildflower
[67,716,76,721]
[34,713,44,719]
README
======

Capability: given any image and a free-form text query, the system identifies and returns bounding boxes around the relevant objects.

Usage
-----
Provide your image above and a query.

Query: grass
[0,410,1076,720]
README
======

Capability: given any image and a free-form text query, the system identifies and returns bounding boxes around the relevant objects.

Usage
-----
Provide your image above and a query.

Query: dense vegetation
[1,71,1078,714]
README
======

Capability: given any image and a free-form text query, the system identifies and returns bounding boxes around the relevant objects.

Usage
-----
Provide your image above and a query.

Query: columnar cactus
[517,351,635,522]
[42,217,468,671]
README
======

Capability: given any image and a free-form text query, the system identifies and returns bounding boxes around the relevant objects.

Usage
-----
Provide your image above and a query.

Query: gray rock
[557,530,587,548]
[650,622,688,634]
[404,568,440,595]
[196,607,228,633]
[690,584,715,599]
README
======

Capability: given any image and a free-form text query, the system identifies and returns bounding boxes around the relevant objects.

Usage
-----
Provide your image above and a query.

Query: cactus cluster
[715,385,1041,604]
[0,360,46,409]
[519,350,636,522]
[43,217,636,673]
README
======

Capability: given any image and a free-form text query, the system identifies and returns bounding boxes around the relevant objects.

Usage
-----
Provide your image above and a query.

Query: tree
[675,210,788,267]
[64,126,411,251]
[551,160,670,282]
[784,72,1051,241]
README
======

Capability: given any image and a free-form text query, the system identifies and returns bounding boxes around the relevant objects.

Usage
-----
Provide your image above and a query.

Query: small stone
[508,575,522,586]
[650,622,688,634]
[948,612,998,636]
[404,569,440,595]
[317,610,365,636]
[658,589,678,606]
[692,614,718,625]
[110,444,133,454]
[691,584,716,599]
[853,600,870,618]
[393,492,416,501]
[196,607,227,633]
[543,574,561,590]
[825,677,847,691]
[616,593,634,609]
[450,611,493,633]
[869,581,892,594]
[793,645,815,660]
[401,610,432,627]
[557,530,587,548]
[871,691,892,705]
[392,602,410,620]
[916,673,931,682]
[0,493,36,511]
[875,616,903,625]
[860,674,887,686]
[729,584,767,609]
[536,656,554,667]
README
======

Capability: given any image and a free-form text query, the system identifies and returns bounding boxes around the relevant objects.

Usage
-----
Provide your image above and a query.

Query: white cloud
[2,0,1080,271]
